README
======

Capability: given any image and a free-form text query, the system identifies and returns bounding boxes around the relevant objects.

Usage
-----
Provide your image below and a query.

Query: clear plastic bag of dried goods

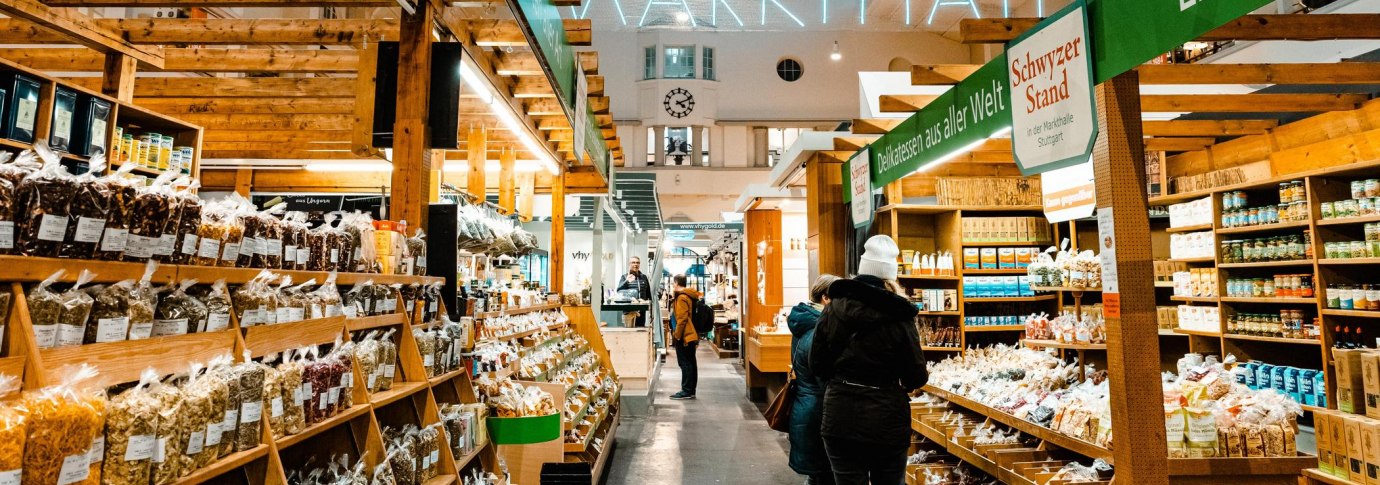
[312,272,344,319]
[377,329,398,391]
[103,368,161,485]
[279,278,313,324]
[0,373,25,481]
[256,204,287,269]
[61,154,111,259]
[342,281,369,319]
[194,198,237,267]
[155,279,208,336]
[149,371,186,485]
[0,153,20,256]
[126,261,158,341]
[269,276,294,325]
[204,355,237,460]
[354,331,381,393]
[231,359,266,452]
[233,270,279,327]
[55,269,97,348]
[200,279,233,332]
[283,211,311,271]
[85,279,134,345]
[16,143,78,257]
[405,229,426,276]
[124,170,180,263]
[170,181,203,265]
[262,361,287,440]
[278,350,306,436]
[93,162,140,262]
[186,360,229,472]
[28,269,65,349]
[21,363,107,485]
[383,426,417,485]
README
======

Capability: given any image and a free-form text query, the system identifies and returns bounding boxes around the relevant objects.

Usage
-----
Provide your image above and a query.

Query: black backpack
[686,294,715,337]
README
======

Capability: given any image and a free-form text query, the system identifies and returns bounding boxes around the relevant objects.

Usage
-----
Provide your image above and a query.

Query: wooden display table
[745,329,791,401]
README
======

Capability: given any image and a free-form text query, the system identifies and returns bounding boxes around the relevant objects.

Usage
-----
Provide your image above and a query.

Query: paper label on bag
[271,397,284,418]
[38,214,67,242]
[127,321,152,340]
[57,323,84,347]
[293,387,304,405]
[327,304,344,318]
[185,431,205,455]
[330,248,339,263]
[341,305,357,319]
[0,470,18,485]
[96,317,129,343]
[309,304,324,320]
[341,372,352,387]
[223,410,238,430]
[284,245,297,260]
[288,307,304,322]
[406,301,414,312]
[124,235,153,258]
[156,234,177,256]
[241,402,262,423]
[221,242,240,261]
[328,388,339,405]
[423,355,434,367]
[318,394,328,410]
[259,305,274,324]
[429,301,438,313]
[90,118,107,151]
[204,422,223,447]
[14,98,35,131]
[240,309,258,326]
[181,235,199,255]
[152,318,188,337]
[296,248,309,265]
[384,298,396,312]
[205,313,230,332]
[430,450,439,466]
[367,373,377,389]
[152,438,167,463]
[33,324,57,348]
[243,237,260,256]
[303,383,313,398]
[383,364,395,379]
[74,217,105,243]
[100,228,127,252]
[125,435,155,461]
[53,107,73,140]
[56,453,89,485]
[89,436,105,463]
[198,238,221,259]
[0,221,13,250]
[275,308,292,324]
[265,239,282,258]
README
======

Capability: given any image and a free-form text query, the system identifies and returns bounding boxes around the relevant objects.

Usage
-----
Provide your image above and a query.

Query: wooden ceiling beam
[202,150,378,160]
[960,14,1380,44]
[63,76,357,98]
[833,137,874,152]
[578,51,598,74]
[134,97,356,115]
[203,130,352,143]
[119,18,398,45]
[472,19,589,47]
[590,96,610,114]
[523,98,565,116]
[879,94,939,113]
[1141,93,1368,112]
[852,118,904,135]
[1,47,356,72]
[177,113,354,131]
[912,62,1380,86]
[1141,119,1278,137]
[496,52,544,76]
[512,77,556,98]
[535,117,571,130]
[586,75,604,96]
[911,64,982,85]
[0,0,164,68]
[1144,137,1217,152]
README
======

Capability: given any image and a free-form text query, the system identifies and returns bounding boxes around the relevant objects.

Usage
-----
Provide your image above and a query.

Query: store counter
[567,304,655,393]
[745,328,792,401]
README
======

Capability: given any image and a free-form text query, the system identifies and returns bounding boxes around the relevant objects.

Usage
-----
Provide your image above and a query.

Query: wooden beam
[202,150,376,159]
[1144,137,1216,152]
[911,64,982,85]
[204,130,350,143]
[389,1,436,227]
[564,19,592,46]
[102,53,137,102]
[524,99,566,116]
[0,47,356,72]
[498,148,517,212]
[879,94,938,113]
[1138,62,1380,85]
[353,41,381,158]
[1141,119,1277,137]
[0,0,164,68]
[178,113,353,131]
[852,118,903,135]
[517,170,536,220]
[832,137,873,152]
[962,14,1380,43]
[512,77,556,98]
[496,52,544,76]
[118,18,399,45]
[550,173,566,293]
[66,76,356,98]
[467,126,487,198]
[577,51,598,74]
[46,0,392,5]
[135,97,355,114]
[203,169,392,193]
[204,141,348,151]
[234,169,253,196]
[1141,93,1367,112]
[590,96,610,114]
[586,75,604,96]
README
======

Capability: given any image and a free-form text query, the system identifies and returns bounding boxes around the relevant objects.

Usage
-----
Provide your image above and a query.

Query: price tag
[56,453,89,485]
[185,431,205,455]
[125,435,155,461]
[38,214,67,242]
[275,308,292,324]
[0,221,14,249]
[198,238,221,259]
[271,397,284,418]
[223,410,239,430]
[74,217,105,243]
[330,248,339,263]
[297,248,310,265]
[221,242,240,261]
[151,318,189,337]
[318,393,328,410]
[124,235,153,258]
[265,239,282,259]
[0,469,20,485]
[241,401,262,423]
[181,234,200,255]
[33,324,56,349]
[88,436,105,464]
[205,422,223,447]
[127,322,153,340]
[367,373,377,389]
[56,323,84,347]
[328,388,340,405]
[383,364,396,379]
[156,234,177,256]
[100,228,127,253]
[341,372,353,387]
[205,313,231,332]
[152,438,167,463]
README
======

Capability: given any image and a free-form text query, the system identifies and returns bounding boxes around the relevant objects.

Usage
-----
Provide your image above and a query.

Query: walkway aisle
[604,345,802,484]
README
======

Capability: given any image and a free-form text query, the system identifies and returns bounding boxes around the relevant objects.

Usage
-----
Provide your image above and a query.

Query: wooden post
[498,147,517,212]
[234,168,252,197]
[467,126,487,199]
[101,52,136,102]
[1091,71,1168,484]
[551,173,566,294]
[517,170,536,220]
[805,155,848,279]
[744,208,784,400]
[388,0,435,228]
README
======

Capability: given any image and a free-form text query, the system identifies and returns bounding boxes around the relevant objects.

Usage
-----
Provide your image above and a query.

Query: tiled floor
[603,345,804,485]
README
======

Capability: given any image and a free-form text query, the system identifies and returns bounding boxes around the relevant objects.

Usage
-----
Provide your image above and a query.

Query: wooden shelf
[1147,159,1380,206]
[876,204,1043,215]
[1166,223,1214,233]
[964,295,1057,303]
[1301,468,1360,485]
[174,445,270,485]
[1171,295,1219,303]
[477,303,563,319]
[1023,339,1107,350]
[452,445,485,469]
[1159,329,1187,337]
[1216,220,1312,234]
[1155,281,1176,288]
[0,255,442,286]
[1319,258,1380,265]
[242,317,347,359]
[0,356,23,383]
[1302,404,1329,414]
[1220,296,1319,304]
[1174,328,1223,337]
[923,385,1114,463]
[963,325,1026,332]
[41,330,239,389]
[1317,214,1380,226]
[962,241,1051,247]
[421,475,457,485]
[921,346,963,352]
[915,311,961,316]
[1223,334,1322,346]
[1168,256,1216,263]
[428,368,468,386]
[1029,286,1101,293]
[346,313,407,332]
[899,274,960,281]
[1322,309,1380,318]
[370,381,427,407]
[962,268,1027,275]
[1219,260,1315,268]
[275,403,371,449]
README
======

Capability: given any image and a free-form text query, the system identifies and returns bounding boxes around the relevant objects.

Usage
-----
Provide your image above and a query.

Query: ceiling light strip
[459,55,560,174]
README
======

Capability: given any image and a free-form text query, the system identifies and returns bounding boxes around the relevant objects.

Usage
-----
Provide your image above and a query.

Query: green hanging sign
[1087,0,1273,84]
[512,0,609,178]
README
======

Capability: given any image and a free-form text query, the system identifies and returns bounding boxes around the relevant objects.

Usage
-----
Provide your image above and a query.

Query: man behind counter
[617,256,653,327]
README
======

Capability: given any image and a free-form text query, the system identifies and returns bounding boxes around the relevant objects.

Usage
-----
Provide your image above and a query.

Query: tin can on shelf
[1322,201,1335,219]
[1353,181,1367,199]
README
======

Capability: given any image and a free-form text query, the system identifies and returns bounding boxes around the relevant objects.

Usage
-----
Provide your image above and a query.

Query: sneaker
[670,392,696,400]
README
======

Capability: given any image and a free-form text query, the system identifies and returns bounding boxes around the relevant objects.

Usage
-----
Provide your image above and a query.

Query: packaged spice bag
[195,199,239,267]
[55,269,97,348]
[232,362,266,452]
[94,163,140,262]
[329,340,356,410]
[406,229,427,276]
[205,356,239,460]
[155,279,209,336]
[85,280,134,345]
[21,364,107,485]
[233,270,279,327]
[189,359,230,471]
[28,269,66,349]
[127,262,159,341]
[61,154,111,259]
[313,272,345,319]
[278,352,306,436]
[124,170,179,263]
[201,279,233,332]
[384,427,417,485]
[377,329,398,391]
[270,277,301,324]
[235,208,264,269]
[170,181,203,265]
[262,363,286,440]
[16,143,78,257]
[149,374,185,485]
[0,374,25,484]
[256,205,286,270]
[354,331,381,393]
[102,369,161,485]
[414,328,437,378]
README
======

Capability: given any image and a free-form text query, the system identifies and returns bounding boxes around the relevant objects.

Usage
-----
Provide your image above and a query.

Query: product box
[1256,364,1275,390]
[963,248,980,269]
[1338,412,1355,478]
[1348,415,1368,482]
[1017,276,1033,296]
[1302,369,1318,406]
[1318,410,1334,474]
[980,248,997,269]
[1364,419,1380,485]
[1015,248,1033,268]
[49,85,77,153]
[0,71,40,143]
[1366,352,1380,419]
[1338,348,1369,415]
[998,248,1016,269]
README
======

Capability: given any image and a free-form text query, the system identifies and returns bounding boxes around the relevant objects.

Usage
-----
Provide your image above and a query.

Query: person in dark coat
[616,256,653,327]
[788,274,841,485]
[810,235,926,485]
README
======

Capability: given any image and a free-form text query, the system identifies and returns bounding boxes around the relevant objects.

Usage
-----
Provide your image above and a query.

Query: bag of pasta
[61,154,111,259]
[170,181,203,265]
[22,364,107,485]
[155,279,208,337]
[55,269,97,348]
[102,368,161,485]
[85,280,134,345]
[0,373,24,482]
[126,261,159,340]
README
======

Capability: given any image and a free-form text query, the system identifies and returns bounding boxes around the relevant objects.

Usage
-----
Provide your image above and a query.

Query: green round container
[486,413,561,445]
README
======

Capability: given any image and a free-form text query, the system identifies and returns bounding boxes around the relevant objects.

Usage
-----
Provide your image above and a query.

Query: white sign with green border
[1006,0,1097,176]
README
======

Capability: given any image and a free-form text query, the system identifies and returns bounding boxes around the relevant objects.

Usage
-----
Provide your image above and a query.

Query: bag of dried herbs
[377,329,398,391]
[414,328,437,378]
[15,143,78,257]
[406,229,427,276]
[21,364,107,485]
[233,270,279,327]
[55,269,97,348]
[186,361,230,471]
[102,368,160,485]
[194,199,236,267]
[126,261,159,340]
[231,361,266,452]
[354,331,382,393]
[155,279,208,336]
[91,163,139,261]
[217,197,254,268]
[278,351,306,436]
[61,154,111,259]
[149,373,185,485]
[85,280,134,345]
[170,181,203,265]
[28,270,65,349]
[258,204,287,269]
[262,362,287,440]
[342,281,369,319]
[200,279,233,332]
[328,339,356,409]
[123,170,180,263]
[204,356,238,460]
[383,426,417,485]
[282,212,309,271]
[313,272,345,319]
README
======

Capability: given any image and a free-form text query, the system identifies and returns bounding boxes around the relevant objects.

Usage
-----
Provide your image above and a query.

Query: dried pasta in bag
[21,364,107,485]
[16,143,78,257]
[155,279,208,336]
[55,269,97,348]
[0,374,25,483]
[102,369,160,485]
[85,280,134,345]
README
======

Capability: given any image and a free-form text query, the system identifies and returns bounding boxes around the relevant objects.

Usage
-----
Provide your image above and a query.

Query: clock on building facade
[663,88,694,118]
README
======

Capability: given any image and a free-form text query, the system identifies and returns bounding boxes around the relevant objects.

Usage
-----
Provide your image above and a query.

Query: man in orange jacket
[670,274,700,400]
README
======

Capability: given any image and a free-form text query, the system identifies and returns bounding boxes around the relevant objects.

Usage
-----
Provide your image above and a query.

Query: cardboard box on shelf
[980,248,997,269]
[1318,409,1334,474]
[1336,411,1354,478]
[1363,418,1380,485]
[1339,348,1370,415]
[1347,414,1369,483]
[1366,352,1380,420]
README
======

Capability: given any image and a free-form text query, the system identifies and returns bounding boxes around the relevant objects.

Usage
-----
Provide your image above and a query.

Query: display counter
[745,327,792,401]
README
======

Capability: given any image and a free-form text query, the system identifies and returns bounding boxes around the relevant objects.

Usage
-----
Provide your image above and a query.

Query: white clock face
[663,88,694,118]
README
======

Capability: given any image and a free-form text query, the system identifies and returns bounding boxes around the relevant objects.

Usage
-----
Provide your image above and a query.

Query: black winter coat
[809,275,926,447]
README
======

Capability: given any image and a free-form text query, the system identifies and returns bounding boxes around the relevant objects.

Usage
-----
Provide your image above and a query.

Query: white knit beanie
[857,235,900,281]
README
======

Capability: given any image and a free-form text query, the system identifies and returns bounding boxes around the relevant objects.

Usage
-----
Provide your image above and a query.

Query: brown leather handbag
[764,373,796,432]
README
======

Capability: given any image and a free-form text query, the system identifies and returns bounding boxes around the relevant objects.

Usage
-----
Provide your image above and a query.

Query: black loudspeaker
[371,41,464,149]
[427,203,460,321]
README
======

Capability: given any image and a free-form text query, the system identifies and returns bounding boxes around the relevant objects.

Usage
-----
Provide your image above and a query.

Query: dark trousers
[674,340,698,395]
[822,437,906,485]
